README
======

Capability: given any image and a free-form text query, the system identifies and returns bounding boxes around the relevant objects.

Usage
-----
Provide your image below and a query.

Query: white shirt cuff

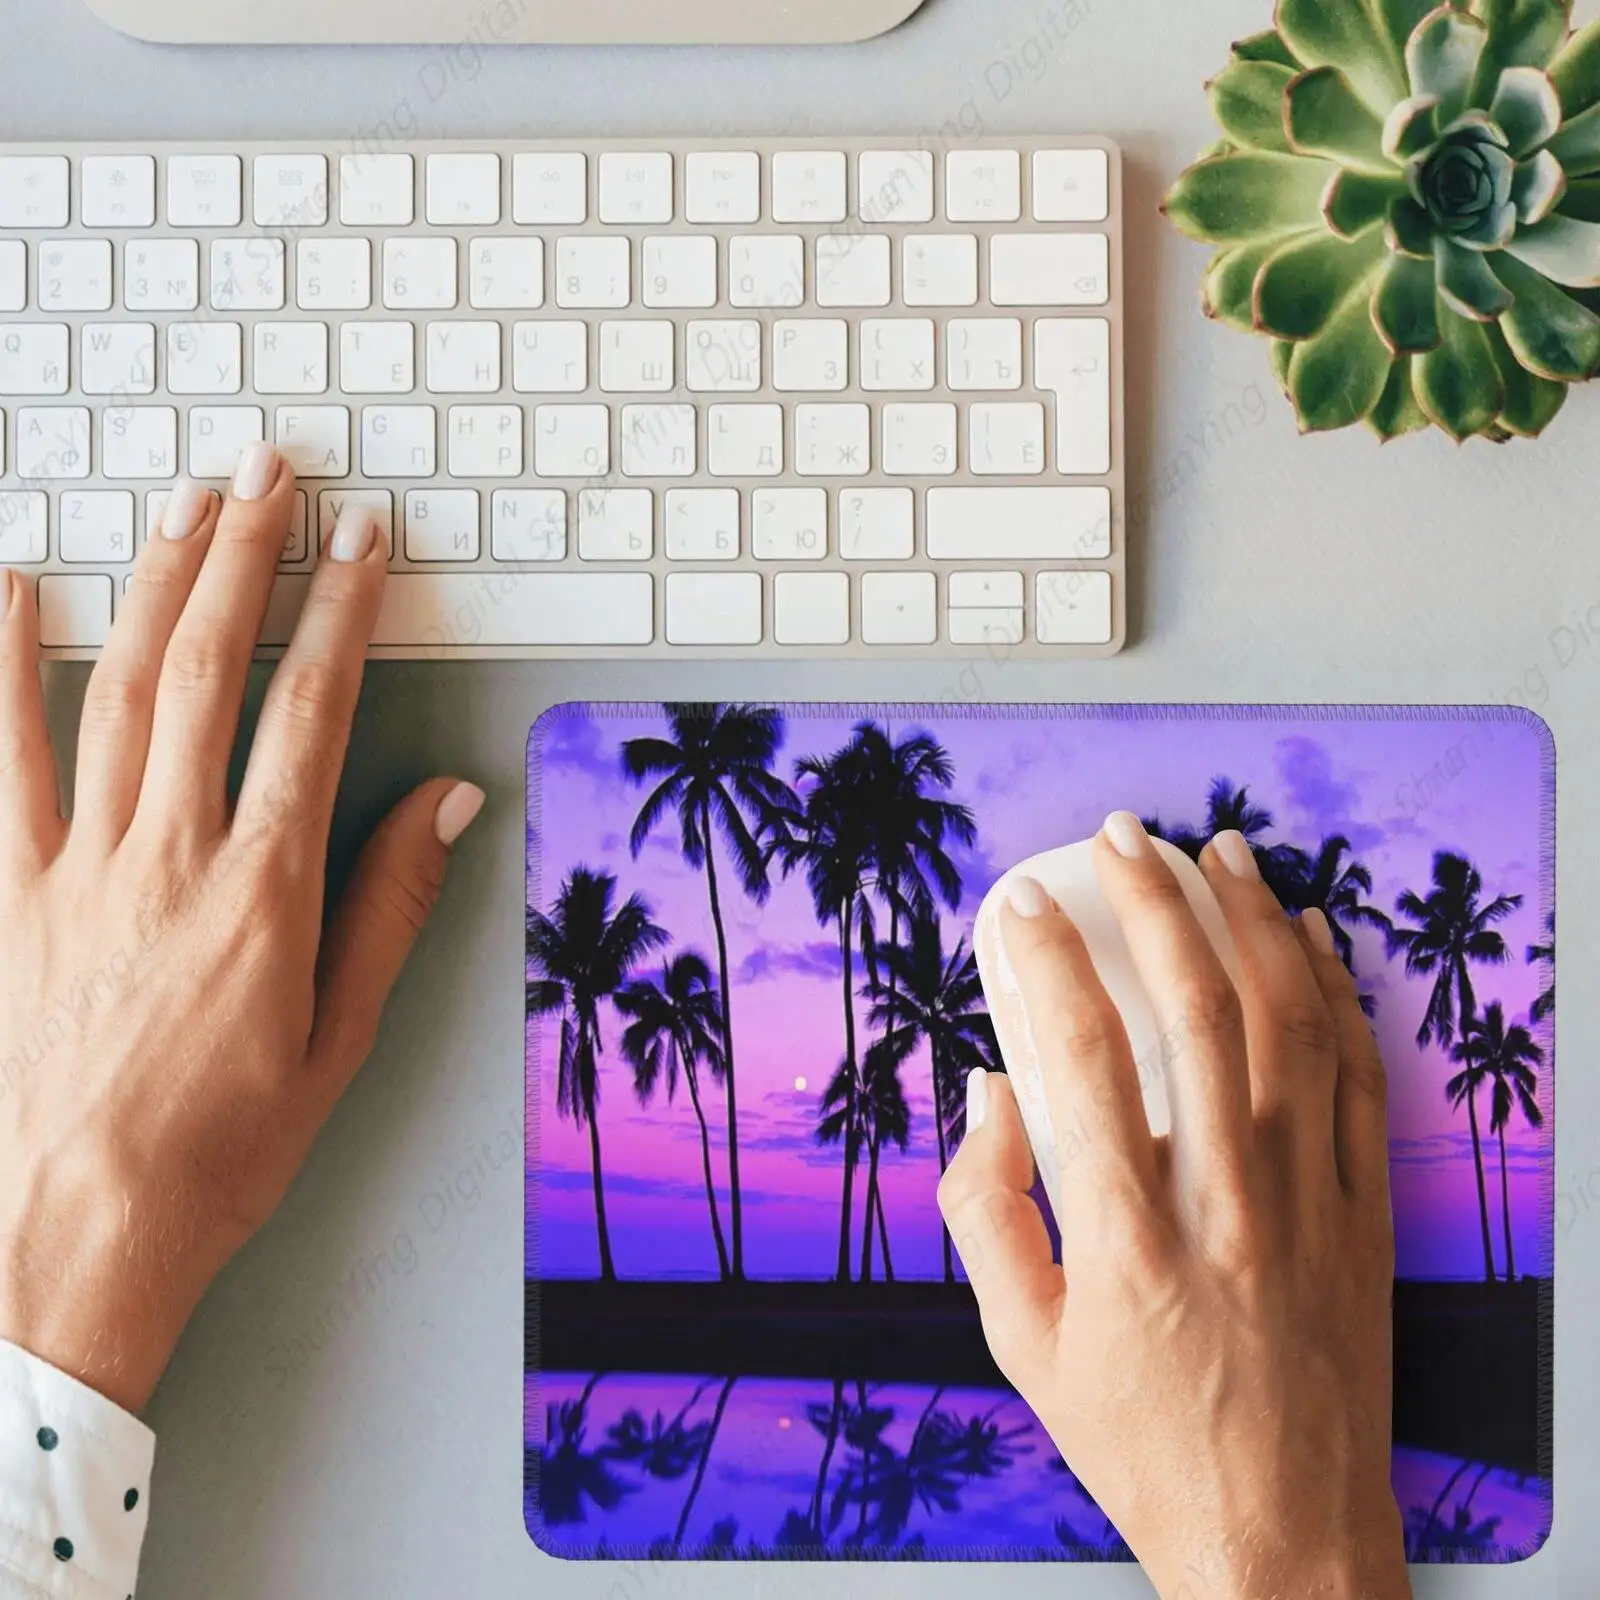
[0,1340,154,1599]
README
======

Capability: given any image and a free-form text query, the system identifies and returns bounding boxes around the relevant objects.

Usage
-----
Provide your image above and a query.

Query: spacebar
[263,573,656,649]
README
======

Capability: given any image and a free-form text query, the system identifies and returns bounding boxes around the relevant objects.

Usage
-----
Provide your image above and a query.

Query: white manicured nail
[1103,811,1149,859]
[1211,830,1260,880]
[329,507,377,564]
[434,782,486,846]
[159,478,210,541]
[1007,875,1052,919]
[967,1068,989,1134]
[231,442,280,501]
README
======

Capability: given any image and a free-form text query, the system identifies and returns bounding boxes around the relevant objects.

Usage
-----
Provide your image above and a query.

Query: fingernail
[434,782,486,847]
[1103,811,1149,859]
[1006,875,1052,919]
[1211,830,1260,881]
[1301,909,1336,956]
[966,1068,989,1134]
[329,507,377,564]
[159,478,210,541]
[231,442,280,502]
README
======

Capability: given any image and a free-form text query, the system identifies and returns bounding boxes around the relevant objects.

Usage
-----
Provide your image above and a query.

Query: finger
[1093,812,1253,1227]
[305,779,485,1099]
[1296,911,1393,1211]
[233,507,388,868]
[70,481,221,849]
[993,879,1162,1240]
[1199,832,1339,1191]
[938,1070,1063,1387]
[0,572,64,867]
[137,444,296,841]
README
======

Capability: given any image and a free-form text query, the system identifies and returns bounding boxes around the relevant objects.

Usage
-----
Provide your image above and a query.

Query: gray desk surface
[4,0,1594,1592]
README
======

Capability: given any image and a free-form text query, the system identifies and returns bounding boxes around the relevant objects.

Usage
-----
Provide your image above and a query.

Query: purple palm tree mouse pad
[525,704,1554,1564]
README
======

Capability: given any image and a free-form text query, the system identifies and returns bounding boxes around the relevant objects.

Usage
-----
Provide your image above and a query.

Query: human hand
[941,816,1408,1599]
[0,447,483,1414]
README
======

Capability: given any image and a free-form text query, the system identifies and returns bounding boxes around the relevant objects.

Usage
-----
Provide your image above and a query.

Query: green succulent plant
[1162,0,1600,441]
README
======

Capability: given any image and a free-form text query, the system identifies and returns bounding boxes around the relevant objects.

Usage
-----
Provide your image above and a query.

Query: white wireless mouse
[973,836,1240,1222]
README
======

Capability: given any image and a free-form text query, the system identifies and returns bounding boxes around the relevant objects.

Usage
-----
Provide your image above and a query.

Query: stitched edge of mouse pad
[524,703,1554,1564]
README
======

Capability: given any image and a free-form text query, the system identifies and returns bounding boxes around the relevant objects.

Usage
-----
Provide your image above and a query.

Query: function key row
[0,147,1111,232]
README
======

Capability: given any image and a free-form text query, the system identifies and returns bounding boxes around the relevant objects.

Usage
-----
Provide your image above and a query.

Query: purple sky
[526,706,1554,1284]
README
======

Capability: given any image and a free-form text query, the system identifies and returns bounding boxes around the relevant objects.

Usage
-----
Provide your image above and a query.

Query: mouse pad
[525,704,1554,1563]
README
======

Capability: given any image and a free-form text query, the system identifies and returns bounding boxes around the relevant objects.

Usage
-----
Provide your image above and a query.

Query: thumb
[308,778,485,1089]
[938,1071,1064,1387]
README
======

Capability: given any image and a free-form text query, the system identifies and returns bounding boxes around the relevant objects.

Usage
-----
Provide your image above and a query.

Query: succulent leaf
[1368,355,1436,437]
[1485,318,1570,432]
[1469,0,1575,95]
[1416,308,1507,436]
[1563,176,1600,219]
[1408,124,1518,245]
[1254,226,1389,338]
[1489,66,1565,154]
[1210,60,1299,152]
[1232,29,1303,68]
[1512,149,1568,221]
[1379,0,1443,56]
[1288,268,1396,429]
[1503,211,1600,282]
[1163,153,1338,242]
[1435,234,1516,315]
[1550,17,1600,116]
[1494,250,1600,376]
[1206,235,1311,328]
[1407,6,1491,121]
[1324,169,1410,235]
[1388,194,1438,255]
[1547,102,1600,175]
[1276,0,1411,114]
[1286,66,1396,172]
[1383,94,1446,159]
[1373,250,1445,349]
[1271,338,1296,392]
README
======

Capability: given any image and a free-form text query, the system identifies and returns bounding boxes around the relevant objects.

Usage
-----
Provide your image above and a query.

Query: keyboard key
[534,404,609,476]
[947,318,1023,391]
[902,234,979,307]
[969,401,1046,475]
[1036,317,1112,476]
[667,572,762,647]
[82,323,156,395]
[882,403,957,476]
[772,319,847,392]
[318,489,396,553]
[60,491,135,563]
[946,151,1021,222]
[276,406,351,477]
[209,238,286,311]
[949,607,1024,647]
[927,487,1112,561]
[403,489,477,561]
[859,319,935,392]
[297,239,371,311]
[753,488,826,560]
[729,236,804,309]
[949,570,1025,609]
[125,239,200,312]
[665,488,739,561]
[838,487,913,561]
[685,152,760,224]
[254,153,329,226]
[859,150,934,224]
[103,406,177,478]
[82,155,156,228]
[643,236,717,309]
[167,322,243,395]
[599,153,674,225]
[384,237,458,311]
[1032,148,1110,222]
[0,242,24,313]
[578,488,653,560]
[686,320,761,392]
[796,403,870,476]
[0,493,48,563]
[555,237,630,309]
[492,489,567,562]
[0,156,70,228]
[513,321,588,393]
[188,405,265,477]
[861,571,937,645]
[512,153,587,225]
[361,405,436,476]
[254,323,329,395]
[816,235,891,308]
[369,572,654,648]
[709,404,782,476]
[469,237,544,309]
[38,240,112,313]
[15,407,91,478]
[990,233,1110,306]
[340,154,415,226]
[167,155,242,227]
[0,324,69,395]
[426,153,501,225]
[771,152,847,223]
[620,403,696,477]
[600,321,674,393]
[428,322,502,393]
[448,405,522,476]
[38,575,113,648]
[341,322,415,394]
[1036,569,1113,645]
[775,572,848,646]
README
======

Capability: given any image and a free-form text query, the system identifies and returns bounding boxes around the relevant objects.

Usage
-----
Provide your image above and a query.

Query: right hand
[940,813,1408,1600]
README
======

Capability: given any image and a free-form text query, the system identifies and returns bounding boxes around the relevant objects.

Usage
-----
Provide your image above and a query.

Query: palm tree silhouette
[622,705,793,1281]
[1527,915,1555,1026]
[672,1377,736,1546]
[527,868,668,1281]
[855,1038,912,1281]
[1388,850,1522,1048]
[868,915,1000,1281]
[616,953,731,1278]
[1294,834,1393,968]
[1144,777,1304,898]
[1454,1003,1544,1283]
[602,1385,713,1483]
[532,1377,637,1525]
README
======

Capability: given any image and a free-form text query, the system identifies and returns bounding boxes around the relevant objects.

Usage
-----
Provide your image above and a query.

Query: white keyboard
[0,138,1125,660]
